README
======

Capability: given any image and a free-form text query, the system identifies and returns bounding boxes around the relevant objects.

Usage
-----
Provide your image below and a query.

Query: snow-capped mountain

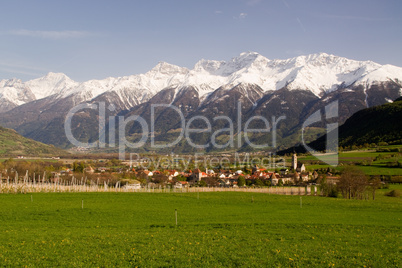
[0,78,36,112]
[174,51,402,97]
[1,52,401,113]
[24,72,79,100]
[0,52,401,151]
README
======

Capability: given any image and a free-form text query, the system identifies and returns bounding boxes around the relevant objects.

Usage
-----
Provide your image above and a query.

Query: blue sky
[1,0,401,81]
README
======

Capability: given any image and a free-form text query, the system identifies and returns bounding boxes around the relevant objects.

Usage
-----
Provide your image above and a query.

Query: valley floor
[0,186,400,267]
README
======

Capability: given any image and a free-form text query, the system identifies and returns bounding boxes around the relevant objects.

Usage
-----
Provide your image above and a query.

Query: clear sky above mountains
[1,0,401,81]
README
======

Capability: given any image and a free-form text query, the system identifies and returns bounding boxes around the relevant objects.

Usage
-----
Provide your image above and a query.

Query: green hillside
[279,97,402,154]
[0,126,67,156]
[336,97,402,147]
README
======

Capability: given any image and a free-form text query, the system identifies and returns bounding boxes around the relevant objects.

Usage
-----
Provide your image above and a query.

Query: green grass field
[0,188,401,267]
[299,146,402,175]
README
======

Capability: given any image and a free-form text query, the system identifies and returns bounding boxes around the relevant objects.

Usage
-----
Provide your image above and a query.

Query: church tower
[292,153,297,170]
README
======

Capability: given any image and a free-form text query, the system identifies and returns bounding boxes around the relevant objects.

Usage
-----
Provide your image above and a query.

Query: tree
[176,174,187,181]
[197,180,207,187]
[338,166,368,199]
[3,158,15,170]
[110,159,122,167]
[293,173,300,184]
[45,165,55,173]
[255,179,264,187]
[319,175,328,195]
[242,166,251,175]
[368,177,382,200]
[152,174,169,186]
[202,177,219,187]
[72,161,85,173]
[77,162,86,173]
[237,175,246,187]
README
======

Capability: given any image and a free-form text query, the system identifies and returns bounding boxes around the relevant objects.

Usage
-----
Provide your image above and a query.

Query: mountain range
[0,52,401,152]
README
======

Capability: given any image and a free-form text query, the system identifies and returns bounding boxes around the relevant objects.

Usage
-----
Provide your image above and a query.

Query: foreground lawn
[0,189,400,267]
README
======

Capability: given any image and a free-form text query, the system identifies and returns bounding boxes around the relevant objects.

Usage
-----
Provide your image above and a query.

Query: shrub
[385,190,401,197]
[328,188,339,198]
[381,183,389,189]
[390,176,402,183]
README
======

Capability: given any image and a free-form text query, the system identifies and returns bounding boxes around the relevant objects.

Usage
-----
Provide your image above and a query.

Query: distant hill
[278,97,402,155]
[0,125,67,157]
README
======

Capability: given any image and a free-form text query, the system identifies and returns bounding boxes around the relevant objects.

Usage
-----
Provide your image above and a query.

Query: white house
[124,181,141,190]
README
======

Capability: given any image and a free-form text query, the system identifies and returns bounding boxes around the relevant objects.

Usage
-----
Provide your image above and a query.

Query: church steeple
[292,153,297,170]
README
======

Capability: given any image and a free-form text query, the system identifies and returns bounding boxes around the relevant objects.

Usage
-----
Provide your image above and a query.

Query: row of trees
[0,159,65,178]
[0,159,127,184]
[321,166,382,200]
[0,159,126,175]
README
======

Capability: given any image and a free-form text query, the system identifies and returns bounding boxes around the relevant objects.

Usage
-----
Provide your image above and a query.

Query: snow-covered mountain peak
[147,61,188,76]
[236,51,263,61]
[0,78,24,87]
[288,52,380,70]
[179,52,402,97]
[227,51,270,72]
[303,52,331,61]
[357,64,402,85]
[281,52,338,67]
[193,59,225,74]
[0,52,401,113]
[193,52,269,75]
[259,52,389,95]
[25,72,78,100]
[0,78,35,111]
[43,72,69,80]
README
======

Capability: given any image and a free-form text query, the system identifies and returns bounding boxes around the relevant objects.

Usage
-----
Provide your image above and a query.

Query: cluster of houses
[51,166,113,178]
[122,154,321,189]
[47,154,329,189]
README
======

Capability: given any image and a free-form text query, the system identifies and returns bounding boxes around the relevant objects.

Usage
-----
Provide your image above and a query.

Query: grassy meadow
[299,145,402,176]
[0,187,401,267]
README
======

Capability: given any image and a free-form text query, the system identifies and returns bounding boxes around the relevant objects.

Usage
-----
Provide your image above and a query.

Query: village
[127,154,330,189]
[23,154,335,190]
[0,153,344,196]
